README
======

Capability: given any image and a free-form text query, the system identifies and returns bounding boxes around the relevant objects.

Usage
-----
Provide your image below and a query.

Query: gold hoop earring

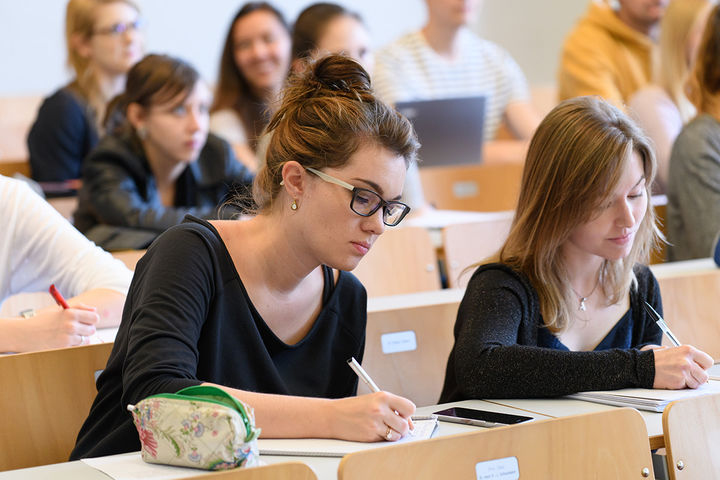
[291,200,298,210]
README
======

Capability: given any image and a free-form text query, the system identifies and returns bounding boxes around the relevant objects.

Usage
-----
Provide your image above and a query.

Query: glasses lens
[351,189,382,216]
[383,202,410,226]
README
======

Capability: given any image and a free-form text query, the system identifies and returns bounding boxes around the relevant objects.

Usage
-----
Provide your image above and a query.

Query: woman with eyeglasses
[28,0,144,183]
[70,54,419,460]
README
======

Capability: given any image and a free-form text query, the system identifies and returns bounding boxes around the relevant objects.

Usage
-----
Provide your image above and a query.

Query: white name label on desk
[475,456,519,480]
[381,330,417,354]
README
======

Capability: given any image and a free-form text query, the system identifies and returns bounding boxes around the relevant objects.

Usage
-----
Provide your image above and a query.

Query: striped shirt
[374,29,530,142]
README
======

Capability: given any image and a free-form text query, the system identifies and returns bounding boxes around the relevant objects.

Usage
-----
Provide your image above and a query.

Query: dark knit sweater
[440,263,662,402]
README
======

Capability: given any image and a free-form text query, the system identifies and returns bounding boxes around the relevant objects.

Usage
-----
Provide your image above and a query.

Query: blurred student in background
[559,0,667,106]
[28,0,143,183]
[0,175,131,353]
[668,5,720,260]
[630,0,713,192]
[292,3,373,75]
[210,2,291,172]
[74,54,254,251]
[374,0,540,209]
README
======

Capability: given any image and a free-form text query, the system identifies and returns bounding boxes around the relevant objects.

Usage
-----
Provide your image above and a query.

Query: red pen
[49,284,70,309]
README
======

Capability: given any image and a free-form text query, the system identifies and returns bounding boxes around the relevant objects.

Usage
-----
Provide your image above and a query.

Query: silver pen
[346,357,416,436]
[347,357,380,392]
[643,301,681,347]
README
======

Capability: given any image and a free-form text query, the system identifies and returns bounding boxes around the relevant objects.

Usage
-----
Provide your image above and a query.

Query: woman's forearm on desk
[209,383,415,442]
[69,288,127,328]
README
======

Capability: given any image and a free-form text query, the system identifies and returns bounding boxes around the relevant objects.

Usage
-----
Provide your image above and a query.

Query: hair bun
[307,54,372,96]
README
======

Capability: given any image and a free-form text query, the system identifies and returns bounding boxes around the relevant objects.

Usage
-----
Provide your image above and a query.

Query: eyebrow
[631,175,646,189]
[351,177,402,201]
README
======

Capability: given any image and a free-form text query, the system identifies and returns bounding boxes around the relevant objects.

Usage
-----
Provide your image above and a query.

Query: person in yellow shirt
[558,0,668,107]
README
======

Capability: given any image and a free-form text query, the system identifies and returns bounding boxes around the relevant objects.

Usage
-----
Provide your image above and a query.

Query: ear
[291,58,305,74]
[70,32,93,60]
[281,161,307,201]
[126,102,145,131]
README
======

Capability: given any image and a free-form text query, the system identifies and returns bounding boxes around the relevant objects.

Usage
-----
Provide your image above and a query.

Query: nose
[249,40,268,59]
[617,199,636,228]
[187,108,203,133]
[361,207,386,236]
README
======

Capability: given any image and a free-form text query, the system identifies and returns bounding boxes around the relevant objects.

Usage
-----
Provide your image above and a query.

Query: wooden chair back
[186,462,317,480]
[360,290,463,406]
[442,212,514,288]
[662,392,720,479]
[651,195,668,264]
[352,226,441,297]
[0,342,113,471]
[112,249,146,270]
[418,163,524,212]
[338,408,654,479]
[657,269,720,359]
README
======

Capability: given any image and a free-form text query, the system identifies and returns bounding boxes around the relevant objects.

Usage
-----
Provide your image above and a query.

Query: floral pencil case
[127,385,261,471]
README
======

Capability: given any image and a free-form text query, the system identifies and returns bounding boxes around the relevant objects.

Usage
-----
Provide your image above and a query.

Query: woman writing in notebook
[440,96,713,402]
[71,54,419,459]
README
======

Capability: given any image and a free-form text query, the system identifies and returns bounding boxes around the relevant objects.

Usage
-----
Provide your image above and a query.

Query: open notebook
[257,415,438,457]
[567,380,720,412]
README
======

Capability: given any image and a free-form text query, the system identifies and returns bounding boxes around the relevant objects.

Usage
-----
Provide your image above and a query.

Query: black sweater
[440,263,662,402]
[71,217,367,459]
[28,86,98,182]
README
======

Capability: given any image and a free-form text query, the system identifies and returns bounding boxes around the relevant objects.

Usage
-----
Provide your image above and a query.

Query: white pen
[643,302,681,347]
[347,357,380,392]
[346,357,415,436]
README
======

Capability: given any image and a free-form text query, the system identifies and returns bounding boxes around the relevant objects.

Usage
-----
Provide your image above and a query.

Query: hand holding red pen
[49,284,70,309]
[10,285,99,351]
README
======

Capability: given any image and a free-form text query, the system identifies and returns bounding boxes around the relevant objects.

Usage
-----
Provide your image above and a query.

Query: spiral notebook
[257,415,438,457]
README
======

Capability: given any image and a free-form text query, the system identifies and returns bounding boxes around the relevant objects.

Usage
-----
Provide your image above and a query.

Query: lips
[609,231,635,245]
[351,241,371,256]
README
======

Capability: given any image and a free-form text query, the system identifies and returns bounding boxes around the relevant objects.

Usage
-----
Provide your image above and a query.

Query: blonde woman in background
[630,0,714,192]
[28,0,143,182]
[440,96,712,402]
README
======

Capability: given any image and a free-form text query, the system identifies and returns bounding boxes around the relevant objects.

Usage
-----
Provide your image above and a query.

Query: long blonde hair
[65,0,139,130]
[657,0,714,122]
[497,97,660,332]
[687,4,720,117]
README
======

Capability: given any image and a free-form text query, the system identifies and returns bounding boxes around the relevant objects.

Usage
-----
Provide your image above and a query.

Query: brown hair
[65,0,140,130]
[657,0,712,122]
[105,54,200,138]
[687,4,720,117]
[497,96,659,332]
[252,54,419,211]
[211,2,289,150]
[291,3,363,63]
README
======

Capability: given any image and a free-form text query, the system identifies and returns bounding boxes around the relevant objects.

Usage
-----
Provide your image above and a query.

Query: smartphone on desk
[433,407,533,428]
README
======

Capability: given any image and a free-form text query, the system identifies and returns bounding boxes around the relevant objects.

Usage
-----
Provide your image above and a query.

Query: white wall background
[0,0,589,96]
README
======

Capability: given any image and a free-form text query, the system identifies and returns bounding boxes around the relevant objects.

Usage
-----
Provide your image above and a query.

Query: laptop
[395,96,486,167]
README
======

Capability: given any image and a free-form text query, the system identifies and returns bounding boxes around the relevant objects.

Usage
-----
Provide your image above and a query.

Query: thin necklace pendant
[579,297,587,312]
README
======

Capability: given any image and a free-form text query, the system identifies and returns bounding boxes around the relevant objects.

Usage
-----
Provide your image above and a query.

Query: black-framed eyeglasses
[94,19,144,36]
[306,167,411,226]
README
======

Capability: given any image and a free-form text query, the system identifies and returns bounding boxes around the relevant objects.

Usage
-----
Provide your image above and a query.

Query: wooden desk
[0,401,549,480]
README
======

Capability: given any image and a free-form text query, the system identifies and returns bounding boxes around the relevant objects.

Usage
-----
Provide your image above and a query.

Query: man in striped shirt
[374,0,540,208]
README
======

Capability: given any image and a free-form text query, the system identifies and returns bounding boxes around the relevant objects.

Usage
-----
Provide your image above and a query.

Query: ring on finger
[79,335,86,345]
[384,425,393,441]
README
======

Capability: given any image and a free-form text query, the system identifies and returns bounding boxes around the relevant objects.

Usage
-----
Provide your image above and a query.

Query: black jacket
[75,132,254,250]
